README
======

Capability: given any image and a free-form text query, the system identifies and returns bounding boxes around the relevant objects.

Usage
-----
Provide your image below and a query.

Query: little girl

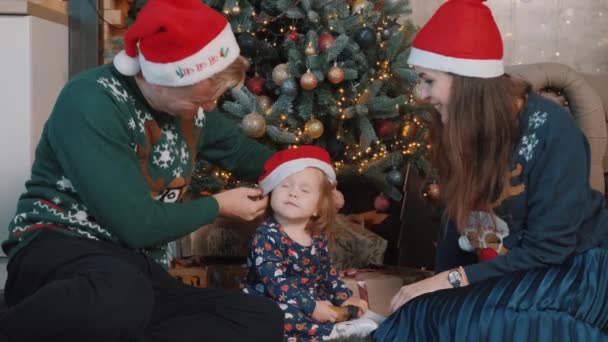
[243,146,382,341]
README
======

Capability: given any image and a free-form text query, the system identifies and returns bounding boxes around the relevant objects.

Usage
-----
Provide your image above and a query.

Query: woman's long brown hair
[430,74,531,231]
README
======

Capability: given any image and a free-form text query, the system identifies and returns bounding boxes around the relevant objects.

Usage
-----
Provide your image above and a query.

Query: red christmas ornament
[318,33,336,52]
[374,194,390,212]
[374,119,397,138]
[246,76,265,95]
[285,30,300,43]
[477,248,498,261]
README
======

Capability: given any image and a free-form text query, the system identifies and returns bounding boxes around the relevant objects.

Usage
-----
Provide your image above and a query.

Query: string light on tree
[258,95,272,115]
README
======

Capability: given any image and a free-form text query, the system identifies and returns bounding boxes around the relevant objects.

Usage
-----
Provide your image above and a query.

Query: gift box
[327,214,388,270]
[169,256,248,289]
[341,267,434,317]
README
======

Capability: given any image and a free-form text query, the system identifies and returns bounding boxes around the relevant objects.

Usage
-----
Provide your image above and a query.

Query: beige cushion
[506,63,607,193]
[582,72,608,171]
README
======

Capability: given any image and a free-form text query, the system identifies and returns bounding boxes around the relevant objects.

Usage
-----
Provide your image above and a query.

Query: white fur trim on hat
[458,235,475,252]
[138,24,240,87]
[408,47,504,78]
[113,50,141,76]
[259,158,337,196]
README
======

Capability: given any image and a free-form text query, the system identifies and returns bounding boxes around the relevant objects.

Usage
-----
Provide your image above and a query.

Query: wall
[0,15,68,252]
[407,0,608,73]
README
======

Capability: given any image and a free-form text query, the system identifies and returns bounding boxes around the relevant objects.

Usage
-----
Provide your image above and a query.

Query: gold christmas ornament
[258,95,273,115]
[230,3,242,15]
[305,42,318,56]
[352,0,369,12]
[300,70,318,90]
[428,183,440,201]
[327,65,345,84]
[241,112,266,138]
[304,118,324,139]
[272,63,291,86]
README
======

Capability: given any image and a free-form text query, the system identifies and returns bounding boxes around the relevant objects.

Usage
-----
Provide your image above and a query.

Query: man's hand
[341,297,368,318]
[311,300,338,323]
[212,187,268,221]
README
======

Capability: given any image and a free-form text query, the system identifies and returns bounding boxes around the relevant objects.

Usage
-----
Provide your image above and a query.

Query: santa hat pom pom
[458,235,474,252]
[113,50,141,76]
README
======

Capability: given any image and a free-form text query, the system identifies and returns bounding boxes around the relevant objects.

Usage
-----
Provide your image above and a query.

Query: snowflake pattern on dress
[97,77,130,103]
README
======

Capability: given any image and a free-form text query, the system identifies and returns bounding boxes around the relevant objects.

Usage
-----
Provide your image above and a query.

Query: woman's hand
[212,187,268,221]
[341,297,369,318]
[312,300,338,323]
[389,270,467,314]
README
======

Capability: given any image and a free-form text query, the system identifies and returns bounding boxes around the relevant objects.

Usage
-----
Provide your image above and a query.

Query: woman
[375,0,608,340]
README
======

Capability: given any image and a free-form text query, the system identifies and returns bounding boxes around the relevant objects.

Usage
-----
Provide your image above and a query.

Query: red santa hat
[113,0,240,87]
[408,0,504,78]
[259,146,337,196]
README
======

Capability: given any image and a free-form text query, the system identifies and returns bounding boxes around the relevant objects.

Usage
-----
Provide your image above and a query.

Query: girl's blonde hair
[306,176,336,235]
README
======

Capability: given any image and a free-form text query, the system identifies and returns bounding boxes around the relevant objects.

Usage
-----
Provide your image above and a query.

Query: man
[0,0,283,341]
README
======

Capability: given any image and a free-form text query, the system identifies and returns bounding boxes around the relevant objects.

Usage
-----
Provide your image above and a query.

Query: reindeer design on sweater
[458,163,525,261]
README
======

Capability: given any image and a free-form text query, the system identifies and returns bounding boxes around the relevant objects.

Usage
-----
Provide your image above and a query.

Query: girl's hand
[312,300,338,323]
[341,297,368,318]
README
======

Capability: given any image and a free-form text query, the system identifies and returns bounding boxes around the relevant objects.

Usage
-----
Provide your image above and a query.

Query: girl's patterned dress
[243,217,352,341]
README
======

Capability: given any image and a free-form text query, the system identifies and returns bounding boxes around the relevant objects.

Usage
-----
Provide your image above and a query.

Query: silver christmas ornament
[386,169,404,186]
[241,112,266,138]
[272,63,291,86]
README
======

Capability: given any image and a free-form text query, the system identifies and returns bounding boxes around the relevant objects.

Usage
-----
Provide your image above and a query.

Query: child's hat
[259,146,337,196]
[407,0,504,78]
[113,0,240,87]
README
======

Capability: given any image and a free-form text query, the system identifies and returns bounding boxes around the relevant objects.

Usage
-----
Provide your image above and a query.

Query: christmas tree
[128,0,434,208]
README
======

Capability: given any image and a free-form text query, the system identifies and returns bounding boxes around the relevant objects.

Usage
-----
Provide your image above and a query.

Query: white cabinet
[0,10,68,252]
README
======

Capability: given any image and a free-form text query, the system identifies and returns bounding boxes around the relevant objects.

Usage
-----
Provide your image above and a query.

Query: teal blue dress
[375,94,608,340]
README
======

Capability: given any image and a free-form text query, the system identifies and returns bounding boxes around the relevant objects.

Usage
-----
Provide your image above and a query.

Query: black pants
[0,230,283,342]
